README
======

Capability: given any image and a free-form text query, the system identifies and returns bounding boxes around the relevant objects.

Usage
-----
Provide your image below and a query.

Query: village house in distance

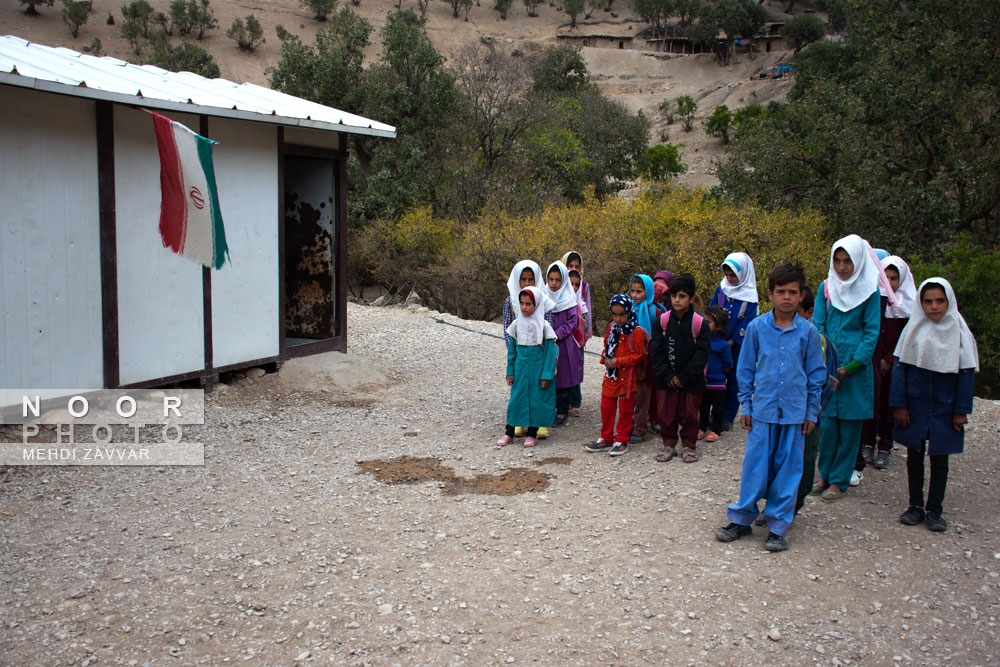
[0,35,395,391]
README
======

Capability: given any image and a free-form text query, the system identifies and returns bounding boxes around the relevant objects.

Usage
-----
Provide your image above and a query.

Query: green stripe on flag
[196,135,230,269]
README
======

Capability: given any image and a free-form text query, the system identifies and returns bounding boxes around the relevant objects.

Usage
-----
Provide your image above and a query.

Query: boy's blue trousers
[727,421,804,536]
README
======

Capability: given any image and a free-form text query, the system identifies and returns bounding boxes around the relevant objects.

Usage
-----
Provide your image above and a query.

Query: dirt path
[2,302,999,665]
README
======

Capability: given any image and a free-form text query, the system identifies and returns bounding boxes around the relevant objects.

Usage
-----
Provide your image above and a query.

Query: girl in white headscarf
[545,261,584,425]
[811,235,887,501]
[889,278,978,533]
[709,252,760,430]
[502,260,543,348]
[498,286,559,448]
[860,255,919,471]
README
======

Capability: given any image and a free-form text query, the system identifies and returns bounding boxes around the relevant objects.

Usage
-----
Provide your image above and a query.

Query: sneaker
[809,479,830,496]
[764,532,789,551]
[537,427,549,439]
[554,413,568,426]
[569,407,581,417]
[899,505,925,526]
[861,445,875,464]
[715,522,752,542]
[926,512,948,532]
[609,441,628,456]
[705,431,720,443]
[496,435,512,446]
[585,438,612,453]
[697,429,706,441]
[629,432,645,444]
[873,450,890,470]
[821,485,845,502]
[850,469,863,487]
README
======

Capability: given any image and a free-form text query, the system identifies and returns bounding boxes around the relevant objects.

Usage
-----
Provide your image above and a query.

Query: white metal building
[0,35,395,389]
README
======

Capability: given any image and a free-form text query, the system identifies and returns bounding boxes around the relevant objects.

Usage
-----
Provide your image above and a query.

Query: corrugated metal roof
[0,35,396,138]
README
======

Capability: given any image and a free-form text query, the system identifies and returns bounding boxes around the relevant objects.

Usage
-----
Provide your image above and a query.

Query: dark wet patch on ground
[357,456,552,495]
[532,457,572,466]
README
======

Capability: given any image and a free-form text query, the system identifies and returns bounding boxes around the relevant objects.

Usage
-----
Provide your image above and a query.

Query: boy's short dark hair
[670,273,697,297]
[706,306,730,339]
[800,286,815,312]
[768,261,806,292]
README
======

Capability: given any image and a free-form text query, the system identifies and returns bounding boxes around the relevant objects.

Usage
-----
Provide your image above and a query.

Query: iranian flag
[152,112,230,269]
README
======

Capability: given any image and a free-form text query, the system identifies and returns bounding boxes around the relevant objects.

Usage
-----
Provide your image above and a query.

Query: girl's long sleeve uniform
[710,286,758,346]
[813,282,882,420]
[889,360,975,455]
[551,306,578,341]
[600,324,648,398]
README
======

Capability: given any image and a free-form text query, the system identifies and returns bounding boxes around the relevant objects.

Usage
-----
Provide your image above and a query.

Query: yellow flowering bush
[353,189,831,327]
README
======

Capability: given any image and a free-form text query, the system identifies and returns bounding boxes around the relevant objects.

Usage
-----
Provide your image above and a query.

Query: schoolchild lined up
[858,255,917,472]
[891,278,978,532]
[503,260,552,439]
[709,253,759,429]
[498,286,558,448]
[811,235,895,501]
[650,274,711,463]
[628,274,658,444]
[567,267,591,417]
[716,262,826,551]
[586,295,649,456]
[545,261,583,426]
[699,307,733,443]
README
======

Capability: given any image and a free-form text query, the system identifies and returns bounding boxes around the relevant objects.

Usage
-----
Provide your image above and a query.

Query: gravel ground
[2,302,999,665]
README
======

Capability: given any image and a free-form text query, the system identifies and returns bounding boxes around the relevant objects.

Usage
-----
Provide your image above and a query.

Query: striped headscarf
[604,294,637,379]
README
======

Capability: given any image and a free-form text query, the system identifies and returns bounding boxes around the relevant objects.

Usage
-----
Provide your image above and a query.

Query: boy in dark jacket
[650,273,711,463]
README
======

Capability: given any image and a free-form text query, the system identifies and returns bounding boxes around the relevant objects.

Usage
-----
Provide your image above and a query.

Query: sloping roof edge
[0,35,396,139]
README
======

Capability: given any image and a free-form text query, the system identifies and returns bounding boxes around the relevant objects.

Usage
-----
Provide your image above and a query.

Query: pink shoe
[496,435,512,446]
[523,437,537,448]
[697,430,706,441]
[705,432,720,443]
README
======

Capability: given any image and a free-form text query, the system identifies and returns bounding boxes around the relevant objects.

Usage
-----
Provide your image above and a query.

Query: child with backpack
[650,273,711,463]
[699,307,734,443]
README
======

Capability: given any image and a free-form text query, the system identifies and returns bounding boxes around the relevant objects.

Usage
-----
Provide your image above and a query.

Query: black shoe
[585,438,611,453]
[899,506,925,526]
[715,522,752,542]
[649,420,661,434]
[861,445,875,464]
[608,441,628,457]
[764,532,788,551]
[926,512,948,532]
[873,450,891,470]
[554,413,568,426]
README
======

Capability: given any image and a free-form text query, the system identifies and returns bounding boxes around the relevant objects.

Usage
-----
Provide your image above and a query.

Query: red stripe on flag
[152,113,187,253]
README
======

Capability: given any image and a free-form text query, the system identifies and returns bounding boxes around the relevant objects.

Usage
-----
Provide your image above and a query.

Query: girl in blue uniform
[709,252,759,428]
[812,234,896,501]
[891,278,978,532]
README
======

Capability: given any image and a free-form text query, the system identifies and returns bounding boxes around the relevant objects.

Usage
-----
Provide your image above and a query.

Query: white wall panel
[114,107,205,385]
[0,88,103,389]
[208,119,280,367]
[284,127,339,150]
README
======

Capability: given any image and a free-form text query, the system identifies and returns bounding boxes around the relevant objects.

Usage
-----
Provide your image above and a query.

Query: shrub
[704,104,732,143]
[147,33,221,77]
[62,0,91,37]
[228,14,265,51]
[301,0,338,20]
[352,190,830,328]
[639,143,686,180]
[21,0,55,16]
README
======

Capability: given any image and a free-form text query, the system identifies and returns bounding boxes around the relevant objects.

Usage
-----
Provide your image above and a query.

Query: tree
[564,0,585,28]
[781,14,826,53]
[445,0,473,18]
[493,0,512,19]
[633,0,674,37]
[188,0,218,39]
[301,0,338,20]
[228,14,265,52]
[704,0,767,64]
[83,37,104,55]
[675,94,696,131]
[168,0,191,34]
[531,45,589,94]
[146,32,221,77]
[121,0,154,38]
[674,0,702,26]
[704,104,732,143]
[640,143,686,180]
[20,0,54,16]
[267,9,372,113]
[62,0,91,37]
[523,0,541,16]
[562,91,649,195]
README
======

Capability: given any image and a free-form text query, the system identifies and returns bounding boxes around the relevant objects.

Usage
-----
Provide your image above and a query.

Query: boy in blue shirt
[715,262,827,551]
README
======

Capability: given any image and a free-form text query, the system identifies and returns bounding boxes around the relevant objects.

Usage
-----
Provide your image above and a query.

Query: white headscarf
[505,286,556,346]
[506,260,543,304]
[894,278,978,374]
[719,252,759,304]
[544,261,578,313]
[826,234,898,312]
[880,255,917,319]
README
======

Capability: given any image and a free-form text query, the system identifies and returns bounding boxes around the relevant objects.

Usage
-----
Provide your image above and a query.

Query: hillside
[2,0,803,185]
